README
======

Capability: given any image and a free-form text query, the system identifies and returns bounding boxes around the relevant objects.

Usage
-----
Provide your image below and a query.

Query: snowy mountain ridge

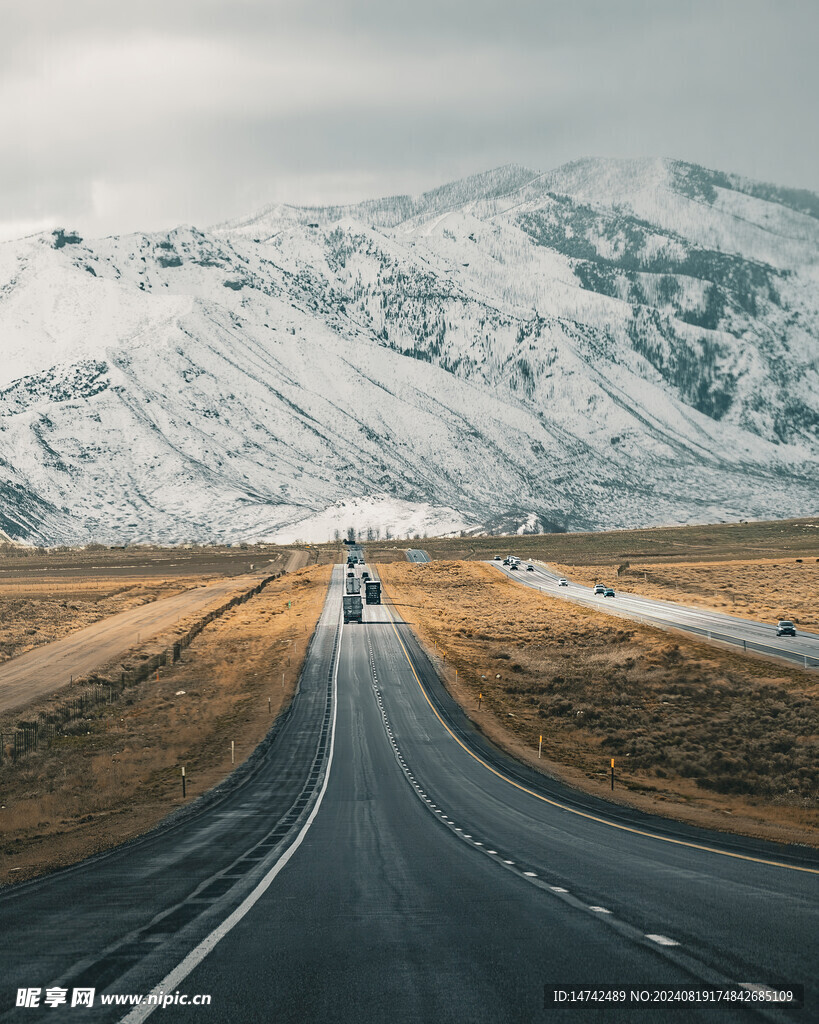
[0,158,817,545]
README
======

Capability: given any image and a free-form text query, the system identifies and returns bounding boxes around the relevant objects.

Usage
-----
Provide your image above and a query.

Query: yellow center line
[385,611,819,876]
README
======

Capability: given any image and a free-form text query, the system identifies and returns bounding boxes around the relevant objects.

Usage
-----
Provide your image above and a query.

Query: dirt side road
[284,549,310,572]
[0,567,280,714]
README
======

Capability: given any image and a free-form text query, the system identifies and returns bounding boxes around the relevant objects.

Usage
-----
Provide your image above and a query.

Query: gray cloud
[2,0,817,239]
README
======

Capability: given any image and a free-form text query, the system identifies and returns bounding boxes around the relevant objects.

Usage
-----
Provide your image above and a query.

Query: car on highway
[593,584,605,595]
[776,620,797,637]
[494,555,502,560]
[526,564,535,572]
[509,562,519,570]
[604,588,615,597]
[558,578,569,586]
[503,558,511,565]
[362,571,370,581]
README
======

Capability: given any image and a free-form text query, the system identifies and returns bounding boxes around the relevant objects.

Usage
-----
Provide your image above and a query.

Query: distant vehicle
[346,571,355,578]
[345,576,361,595]
[362,571,370,581]
[509,563,519,571]
[604,588,615,598]
[558,578,569,586]
[503,558,511,565]
[776,620,796,637]
[593,584,606,595]
[365,579,382,605]
[526,564,535,572]
[494,555,502,561]
[343,594,363,623]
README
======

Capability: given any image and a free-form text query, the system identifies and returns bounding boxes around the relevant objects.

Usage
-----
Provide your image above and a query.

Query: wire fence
[0,570,283,767]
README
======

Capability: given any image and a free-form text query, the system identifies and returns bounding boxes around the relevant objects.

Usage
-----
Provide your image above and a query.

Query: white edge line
[120,597,343,1024]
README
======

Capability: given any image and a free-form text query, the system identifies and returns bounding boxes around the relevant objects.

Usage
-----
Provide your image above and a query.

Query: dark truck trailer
[343,594,363,623]
[365,579,381,605]
[345,576,361,595]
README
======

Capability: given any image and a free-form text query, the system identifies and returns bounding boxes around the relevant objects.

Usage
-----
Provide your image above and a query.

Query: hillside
[0,159,816,545]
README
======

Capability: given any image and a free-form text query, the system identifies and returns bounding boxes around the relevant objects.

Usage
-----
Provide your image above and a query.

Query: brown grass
[359,516,819,565]
[377,560,819,846]
[0,564,332,884]
[549,558,819,634]
[0,576,212,664]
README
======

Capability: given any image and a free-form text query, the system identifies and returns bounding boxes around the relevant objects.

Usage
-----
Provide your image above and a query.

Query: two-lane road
[493,561,819,669]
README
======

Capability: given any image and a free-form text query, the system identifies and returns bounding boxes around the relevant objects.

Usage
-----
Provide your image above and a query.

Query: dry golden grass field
[0,564,332,884]
[377,560,819,847]
[0,577,212,664]
[549,559,819,634]
[360,515,819,565]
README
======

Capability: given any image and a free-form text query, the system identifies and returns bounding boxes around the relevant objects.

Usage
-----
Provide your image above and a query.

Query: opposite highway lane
[1,563,816,1022]
[405,548,431,563]
[493,560,819,669]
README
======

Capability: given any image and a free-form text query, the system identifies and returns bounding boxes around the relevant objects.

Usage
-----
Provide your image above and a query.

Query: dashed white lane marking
[368,627,701,976]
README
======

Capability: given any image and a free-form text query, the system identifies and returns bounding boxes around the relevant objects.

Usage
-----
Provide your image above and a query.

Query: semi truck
[346,576,361,595]
[343,594,363,623]
[365,579,381,605]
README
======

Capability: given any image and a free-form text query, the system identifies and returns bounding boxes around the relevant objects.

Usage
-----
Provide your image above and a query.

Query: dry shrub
[378,560,819,838]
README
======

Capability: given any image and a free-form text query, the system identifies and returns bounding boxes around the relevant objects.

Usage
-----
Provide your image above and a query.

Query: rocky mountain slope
[0,159,817,545]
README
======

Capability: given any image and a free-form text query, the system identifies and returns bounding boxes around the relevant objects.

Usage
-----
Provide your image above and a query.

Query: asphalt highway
[405,548,431,562]
[0,567,343,1023]
[1,562,815,1023]
[493,561,819,669]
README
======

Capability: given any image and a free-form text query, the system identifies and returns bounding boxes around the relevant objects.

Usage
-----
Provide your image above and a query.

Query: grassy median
[0,564,332,884]
[377,560,819,846]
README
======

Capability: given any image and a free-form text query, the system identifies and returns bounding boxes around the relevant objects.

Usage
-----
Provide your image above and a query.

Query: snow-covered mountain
[1,159,817,545]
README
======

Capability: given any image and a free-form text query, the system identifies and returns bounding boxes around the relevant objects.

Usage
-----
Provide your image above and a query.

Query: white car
[558,578,569,586]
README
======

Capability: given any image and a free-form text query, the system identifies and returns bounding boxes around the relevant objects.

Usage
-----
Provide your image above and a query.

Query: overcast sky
[2,0,817,240]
